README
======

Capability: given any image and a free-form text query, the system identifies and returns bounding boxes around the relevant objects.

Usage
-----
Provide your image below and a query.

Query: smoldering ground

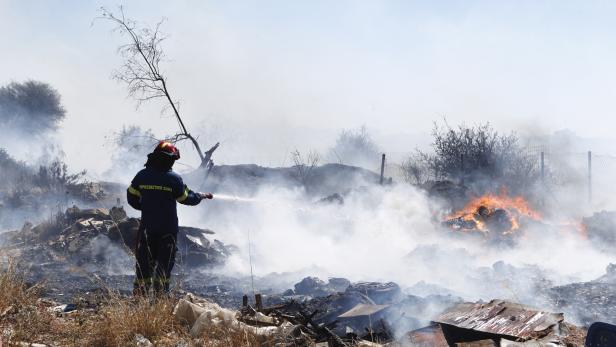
[176,176,613,323]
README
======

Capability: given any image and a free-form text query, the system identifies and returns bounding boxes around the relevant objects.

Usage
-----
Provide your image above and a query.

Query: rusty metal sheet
[338,303,389,318]
[500,338,559,346]
[433,300,563,340]
[456,340,497,347]
[407,324,449,347]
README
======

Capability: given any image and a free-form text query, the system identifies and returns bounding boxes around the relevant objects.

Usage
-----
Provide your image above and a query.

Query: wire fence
[377,148,616,209]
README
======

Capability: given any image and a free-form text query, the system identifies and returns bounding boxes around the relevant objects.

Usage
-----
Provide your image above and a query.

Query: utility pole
[460,153,465,185]
[380,154,386,185]
[588,150,592,204]
[540,152,545,181]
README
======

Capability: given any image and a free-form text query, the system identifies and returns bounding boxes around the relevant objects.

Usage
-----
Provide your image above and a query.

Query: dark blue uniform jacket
[126,167,201,235]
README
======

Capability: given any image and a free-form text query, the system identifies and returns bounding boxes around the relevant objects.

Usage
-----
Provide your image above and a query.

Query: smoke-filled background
[3,0,616,330]
[4,1,616,172]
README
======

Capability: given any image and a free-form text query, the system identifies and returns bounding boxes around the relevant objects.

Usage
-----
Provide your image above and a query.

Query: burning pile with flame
[443,190,542,237]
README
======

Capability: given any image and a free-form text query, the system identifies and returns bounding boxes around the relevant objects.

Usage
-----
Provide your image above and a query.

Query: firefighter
[127,141,213,295]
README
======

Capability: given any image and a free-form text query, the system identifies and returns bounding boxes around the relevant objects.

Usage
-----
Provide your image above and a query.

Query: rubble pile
[0,205,234,299]
[548,263,616,327]
[173,276,461,345]
[173,286,586,346]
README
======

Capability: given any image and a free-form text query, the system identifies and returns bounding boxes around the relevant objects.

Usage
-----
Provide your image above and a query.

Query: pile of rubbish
[440,190,543,244]
[173,288,586,346]
[0,205,234,298]
[176,275,584,346]
[548,263,616,327]
[443,206,514,234]
[1,205,233,268]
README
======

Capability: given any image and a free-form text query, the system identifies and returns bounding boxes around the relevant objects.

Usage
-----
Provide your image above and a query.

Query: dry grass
[0,262,277,346]
[58,293,274,347]
[0,260,53,344]
[72,294,184,346]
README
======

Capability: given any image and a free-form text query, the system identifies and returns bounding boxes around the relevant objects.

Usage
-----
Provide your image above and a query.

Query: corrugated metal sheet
[434,300,563,340]
[456,339,497,347]
[407,324,449,347]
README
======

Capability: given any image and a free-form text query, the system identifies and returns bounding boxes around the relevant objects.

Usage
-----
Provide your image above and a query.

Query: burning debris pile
[442,190,542,242]
[0,205,234,298]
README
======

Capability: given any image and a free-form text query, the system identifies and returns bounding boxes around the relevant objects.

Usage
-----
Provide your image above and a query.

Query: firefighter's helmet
[153,141,180,160]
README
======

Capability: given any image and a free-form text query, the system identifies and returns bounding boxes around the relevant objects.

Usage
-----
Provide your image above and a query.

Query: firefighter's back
[132,167,183,233]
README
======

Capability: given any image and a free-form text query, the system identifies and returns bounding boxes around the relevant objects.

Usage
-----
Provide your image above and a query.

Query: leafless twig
[99,7,218,169]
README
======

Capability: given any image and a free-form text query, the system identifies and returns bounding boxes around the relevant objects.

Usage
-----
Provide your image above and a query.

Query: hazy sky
[2,1,616,175]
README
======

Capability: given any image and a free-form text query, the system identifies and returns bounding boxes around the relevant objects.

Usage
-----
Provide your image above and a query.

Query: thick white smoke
[178,180,613,308]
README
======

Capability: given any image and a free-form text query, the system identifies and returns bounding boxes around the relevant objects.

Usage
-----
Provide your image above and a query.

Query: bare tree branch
[98,6,219,169]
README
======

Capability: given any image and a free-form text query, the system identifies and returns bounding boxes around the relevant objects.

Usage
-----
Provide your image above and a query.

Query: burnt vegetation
[0,80,65,135]
[328,126,380,169]
[0,149,87,213]
[0,80,88,215]
[402,121,541,195]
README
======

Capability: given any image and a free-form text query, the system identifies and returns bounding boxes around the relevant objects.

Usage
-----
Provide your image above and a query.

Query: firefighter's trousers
[133,227,177,295]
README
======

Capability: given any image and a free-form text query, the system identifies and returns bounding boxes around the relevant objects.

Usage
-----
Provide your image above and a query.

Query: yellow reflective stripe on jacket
[128,186,141,197]
[138,185,173,192]
[176,186,189,202]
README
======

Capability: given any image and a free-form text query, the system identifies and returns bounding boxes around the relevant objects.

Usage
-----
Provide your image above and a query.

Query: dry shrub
[78,293,186,346]
[0,261,53,343]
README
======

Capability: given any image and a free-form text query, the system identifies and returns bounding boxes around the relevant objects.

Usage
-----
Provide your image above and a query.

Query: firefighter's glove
[199,192,214,200]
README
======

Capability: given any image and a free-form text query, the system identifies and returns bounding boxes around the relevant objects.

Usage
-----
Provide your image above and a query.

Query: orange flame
[446,189,541,235]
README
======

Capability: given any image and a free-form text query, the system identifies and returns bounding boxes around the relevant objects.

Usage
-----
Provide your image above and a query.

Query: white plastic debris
[134,334,153,347]
[173,294,237,337]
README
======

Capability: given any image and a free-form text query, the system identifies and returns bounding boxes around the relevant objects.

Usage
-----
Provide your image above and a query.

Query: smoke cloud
[176,177,612,317]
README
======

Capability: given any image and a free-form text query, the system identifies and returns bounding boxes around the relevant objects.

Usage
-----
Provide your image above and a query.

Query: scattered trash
[1,205,233,271]
[134,334,153,347]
